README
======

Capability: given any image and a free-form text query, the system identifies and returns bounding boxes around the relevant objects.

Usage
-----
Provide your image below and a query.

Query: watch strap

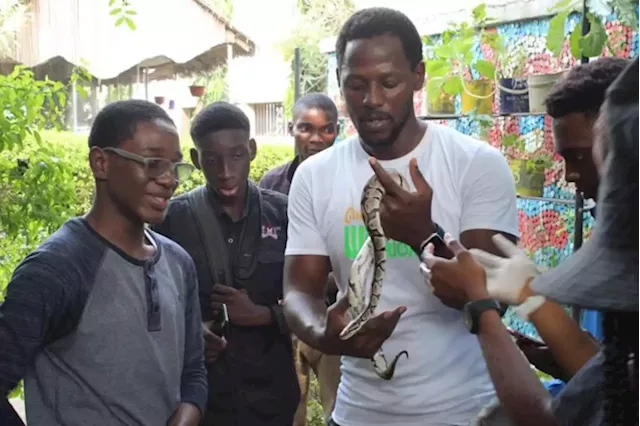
[419,222,446,253]
[465,299,503,334]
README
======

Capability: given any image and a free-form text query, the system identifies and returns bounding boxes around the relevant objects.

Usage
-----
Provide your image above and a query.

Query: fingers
[369,157,403,195]
[329,293,350,315]
[211,301,224,311]
[212,284,236,295]
[492,234,520,257]
[363,306,406,332]
[468,248,502,268]
[408,158,432,195]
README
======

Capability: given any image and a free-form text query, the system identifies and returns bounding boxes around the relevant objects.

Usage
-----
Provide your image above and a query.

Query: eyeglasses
[103,147,195,182]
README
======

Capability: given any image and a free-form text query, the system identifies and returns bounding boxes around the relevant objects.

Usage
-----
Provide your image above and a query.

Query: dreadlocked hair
[602,311,639,426]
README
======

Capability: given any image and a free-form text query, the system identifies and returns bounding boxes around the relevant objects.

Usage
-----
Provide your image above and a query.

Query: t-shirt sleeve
[0,253,76,397]
[459,145,520,237]
[284,163,328,256]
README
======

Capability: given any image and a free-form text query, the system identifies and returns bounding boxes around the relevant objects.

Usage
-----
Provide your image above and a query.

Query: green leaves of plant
[475,59,496,79]
[611,0,639,30]
[580,12,607,57]
[547,11,570,56]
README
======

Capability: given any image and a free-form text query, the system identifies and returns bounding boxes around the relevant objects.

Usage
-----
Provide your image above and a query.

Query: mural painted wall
[325,14,638,337]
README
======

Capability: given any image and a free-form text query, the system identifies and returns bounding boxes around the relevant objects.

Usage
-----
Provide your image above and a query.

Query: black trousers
[327,419,340,426]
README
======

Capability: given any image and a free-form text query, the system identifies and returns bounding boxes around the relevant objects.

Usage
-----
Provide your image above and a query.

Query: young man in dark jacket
[154,102,299,426]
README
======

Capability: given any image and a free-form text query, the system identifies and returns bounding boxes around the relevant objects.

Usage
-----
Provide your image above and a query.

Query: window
[253,102,286,137]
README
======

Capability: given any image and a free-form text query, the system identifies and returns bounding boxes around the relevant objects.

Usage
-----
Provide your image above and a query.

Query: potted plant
[189,74,208,98]
[496,50,530,114]
[154,96,165,105]
[502,133,554,197]
[423,4,502,115]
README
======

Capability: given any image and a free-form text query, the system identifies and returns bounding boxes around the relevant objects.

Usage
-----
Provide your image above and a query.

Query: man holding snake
[282,7,519,426]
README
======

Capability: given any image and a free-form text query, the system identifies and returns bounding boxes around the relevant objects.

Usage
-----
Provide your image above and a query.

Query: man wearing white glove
[470,234,599,379]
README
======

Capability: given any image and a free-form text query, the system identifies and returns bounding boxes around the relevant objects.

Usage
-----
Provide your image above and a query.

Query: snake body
[339,171,409,380]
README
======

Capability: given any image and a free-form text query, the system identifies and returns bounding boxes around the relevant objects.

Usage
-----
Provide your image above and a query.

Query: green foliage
[192,66,230,108]
[546,0,638,59]
[109,0,137,30]
[280,0,356,118]
[423,4,503,102]
[1,131,293,294]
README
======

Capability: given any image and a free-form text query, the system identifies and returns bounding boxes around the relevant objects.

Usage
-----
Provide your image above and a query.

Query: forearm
[282,289,328,351]
[249,304,289,333]
[523,286,599,378]
[476,309,555,426]
[167,402,201,426]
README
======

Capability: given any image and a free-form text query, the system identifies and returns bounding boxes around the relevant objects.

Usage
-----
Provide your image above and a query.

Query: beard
[354,100,413,150]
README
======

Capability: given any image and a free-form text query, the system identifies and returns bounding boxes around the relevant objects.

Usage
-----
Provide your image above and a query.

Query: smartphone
[211,303,229,338]
[508,328,545,347]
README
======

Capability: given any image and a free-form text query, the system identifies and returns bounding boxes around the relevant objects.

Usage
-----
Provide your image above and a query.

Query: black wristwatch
[418,222,447,255]
[463,299,504,334]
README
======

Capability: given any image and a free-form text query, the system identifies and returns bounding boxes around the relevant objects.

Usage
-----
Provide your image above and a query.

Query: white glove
[468,234,540,305]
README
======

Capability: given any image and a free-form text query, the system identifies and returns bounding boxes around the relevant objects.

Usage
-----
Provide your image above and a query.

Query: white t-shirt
[285,123,519,426]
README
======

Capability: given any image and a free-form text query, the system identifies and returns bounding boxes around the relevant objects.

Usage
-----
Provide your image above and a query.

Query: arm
[473,306,557,426]
[0,255,72,397]
[281,162,332,351]
[173,261,207,425]
[519,281,600,379]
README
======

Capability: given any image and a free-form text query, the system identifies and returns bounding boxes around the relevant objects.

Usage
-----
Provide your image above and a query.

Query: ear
[249,138,257,161]
[414,61,426,91]
[89,147,108,180]
[190,147,201,170]
[287,121,294,136]
[336,121,341,136]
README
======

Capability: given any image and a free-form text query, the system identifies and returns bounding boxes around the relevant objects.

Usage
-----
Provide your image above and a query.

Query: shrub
[0,131,294,296]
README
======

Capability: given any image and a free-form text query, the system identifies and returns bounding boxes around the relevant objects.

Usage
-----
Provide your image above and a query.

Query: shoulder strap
[186,186,233,287]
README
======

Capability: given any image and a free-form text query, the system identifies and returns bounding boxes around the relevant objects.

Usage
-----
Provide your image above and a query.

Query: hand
[202,321,227,363]
[420,234,490,306]
[369,157,435,252]
[468,234,540,305]
[166,402,200,426]
[319,294,406,358]
[212,285,271,326]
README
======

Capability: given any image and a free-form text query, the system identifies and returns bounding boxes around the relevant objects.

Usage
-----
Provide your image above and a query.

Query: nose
[217,159,234,180]
[155,168,178,189]
[363,82,384,108]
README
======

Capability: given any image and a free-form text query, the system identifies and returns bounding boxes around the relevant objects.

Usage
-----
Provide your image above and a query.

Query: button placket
[144,262,162,332]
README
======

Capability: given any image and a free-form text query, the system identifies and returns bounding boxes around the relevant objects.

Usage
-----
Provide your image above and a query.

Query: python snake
[339,170,409,380]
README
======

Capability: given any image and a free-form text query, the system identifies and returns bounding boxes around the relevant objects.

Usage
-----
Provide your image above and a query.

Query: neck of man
[85,196,150,260]
[362,115,427,161]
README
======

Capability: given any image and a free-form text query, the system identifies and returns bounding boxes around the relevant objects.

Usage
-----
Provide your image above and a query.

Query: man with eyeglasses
[0,100,207,426]
[153,102,300,426]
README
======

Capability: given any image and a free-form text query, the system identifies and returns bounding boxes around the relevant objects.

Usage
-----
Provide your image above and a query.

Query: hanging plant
[546,0,638,59]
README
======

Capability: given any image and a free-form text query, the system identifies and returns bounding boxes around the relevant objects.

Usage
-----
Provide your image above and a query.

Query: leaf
[124,17,136,30]
[610,0,639,31]
[434,44,453,59]
[125,10,137,15]
[580,12,607,57]
[115,16,125,26]
[109,7,122,15]
[569,21,583,58]
[547,11,569,56]
[426,78,445,102]
[475,59,496,79]
[443,76,463,95]
[425,61,452,78]
[109,0,117,5]
[586,0,613,16]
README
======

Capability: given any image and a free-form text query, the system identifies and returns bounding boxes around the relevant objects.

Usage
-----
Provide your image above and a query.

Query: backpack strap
[186,186,233,287]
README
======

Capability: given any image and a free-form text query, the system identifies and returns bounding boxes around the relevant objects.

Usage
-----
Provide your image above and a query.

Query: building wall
[325,12,638,337]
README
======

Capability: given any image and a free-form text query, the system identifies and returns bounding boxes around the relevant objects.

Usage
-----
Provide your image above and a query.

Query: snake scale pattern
[339,170,409,380]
